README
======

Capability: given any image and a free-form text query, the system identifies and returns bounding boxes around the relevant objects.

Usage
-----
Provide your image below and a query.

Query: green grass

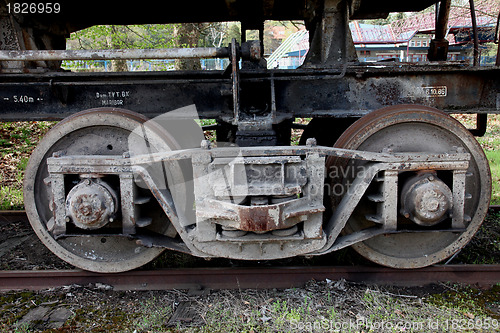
[0,121,55,210]
[474,114,500,205]
[0,187,23,210]
[193,283,500,333]
[486,150,500,205]
[426,284,500,320]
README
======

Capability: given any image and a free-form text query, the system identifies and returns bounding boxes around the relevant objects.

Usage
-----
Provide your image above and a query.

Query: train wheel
[327,105,491,268]
[24,108,181,272]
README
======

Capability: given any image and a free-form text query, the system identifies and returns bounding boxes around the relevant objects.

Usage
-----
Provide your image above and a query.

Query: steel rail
[0,210,27,223]
[0,265,498,291]
[1,210,499,290]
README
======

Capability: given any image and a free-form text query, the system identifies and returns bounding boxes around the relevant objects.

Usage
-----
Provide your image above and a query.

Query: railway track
[1,209,499,291]
[0,265,499,291]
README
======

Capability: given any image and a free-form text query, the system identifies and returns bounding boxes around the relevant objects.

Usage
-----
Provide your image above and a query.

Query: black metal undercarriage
[1,65,498,120]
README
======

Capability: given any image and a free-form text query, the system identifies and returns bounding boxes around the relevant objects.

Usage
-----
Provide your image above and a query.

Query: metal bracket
[50,173,67,237]
[452,169,468,229]
[46,145,472,258]
[428,0,451,61]
[119,173,136,235]
[230,39,240,125]
[381,170,399,231]
[302,0,356,69]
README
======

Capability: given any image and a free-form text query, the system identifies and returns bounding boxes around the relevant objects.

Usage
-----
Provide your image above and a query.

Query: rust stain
[70,193,105,226]
[238,205,282,232]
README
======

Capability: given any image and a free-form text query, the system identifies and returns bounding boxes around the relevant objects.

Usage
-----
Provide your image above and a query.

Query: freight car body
[1,0,498,272]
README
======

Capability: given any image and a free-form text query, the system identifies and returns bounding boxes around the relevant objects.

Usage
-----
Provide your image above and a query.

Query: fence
[62,58,231,72]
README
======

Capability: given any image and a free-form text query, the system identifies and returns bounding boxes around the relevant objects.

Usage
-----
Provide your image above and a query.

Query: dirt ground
[1,275,499,332]
[1,208,499,272]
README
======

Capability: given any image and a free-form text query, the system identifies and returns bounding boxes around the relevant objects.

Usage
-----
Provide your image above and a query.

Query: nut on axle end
[65,178,118,230]
[400,171,453,227]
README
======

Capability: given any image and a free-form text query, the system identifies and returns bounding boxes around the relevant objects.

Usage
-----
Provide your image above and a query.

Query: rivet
[306,138,317,147]
[201,140,211,150]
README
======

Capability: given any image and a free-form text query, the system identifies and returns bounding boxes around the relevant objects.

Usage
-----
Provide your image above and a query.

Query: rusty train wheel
[327,105,491,268]
[24,108,183,273]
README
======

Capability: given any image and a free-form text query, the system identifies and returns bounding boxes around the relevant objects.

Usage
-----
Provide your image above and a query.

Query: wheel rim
[24,108,182,272]
[327,105,491,268]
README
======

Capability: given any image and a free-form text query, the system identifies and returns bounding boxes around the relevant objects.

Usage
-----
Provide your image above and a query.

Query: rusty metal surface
[23,109,177,273]
[45,132,472,263]
[1,0,497,275]
[400,172,453,227]
[428,0,451,61]
[0,47,230,62]
[469,0,480,66]
[0,0,440,42]
[303,0,357,68]
[188,144,327,259]
[65,179,118,230]
[7,207,500,226]
[326,105,491,268]
[0,265,498,291]
[38,105,480,271]
[48,147,471,169]
[0,210,26,224]
[0,41,263,63]
[0,65,498,122]
[197,198,324,232]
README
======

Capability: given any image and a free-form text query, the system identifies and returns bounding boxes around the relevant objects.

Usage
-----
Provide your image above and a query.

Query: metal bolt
[220,89,232,96]
[382,147,393,153]
[451,146,466,153]
[201,140,211,150]
[52,151,64,158]
[80,205,92,216]
[109,217,114,223]
[65,216,71,223]
[306,138,317,147]
[122,152,130,158]
[426,199,440,212]
[84,179,91,185]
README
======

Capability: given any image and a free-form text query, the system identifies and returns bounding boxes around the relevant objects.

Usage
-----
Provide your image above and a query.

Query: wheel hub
[66,179,117,230]
[400,172,453,227]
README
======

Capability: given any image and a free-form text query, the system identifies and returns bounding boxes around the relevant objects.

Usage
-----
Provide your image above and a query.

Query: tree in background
[68,22,240,71]
[173,23,203,70]
[67,24,178,71]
